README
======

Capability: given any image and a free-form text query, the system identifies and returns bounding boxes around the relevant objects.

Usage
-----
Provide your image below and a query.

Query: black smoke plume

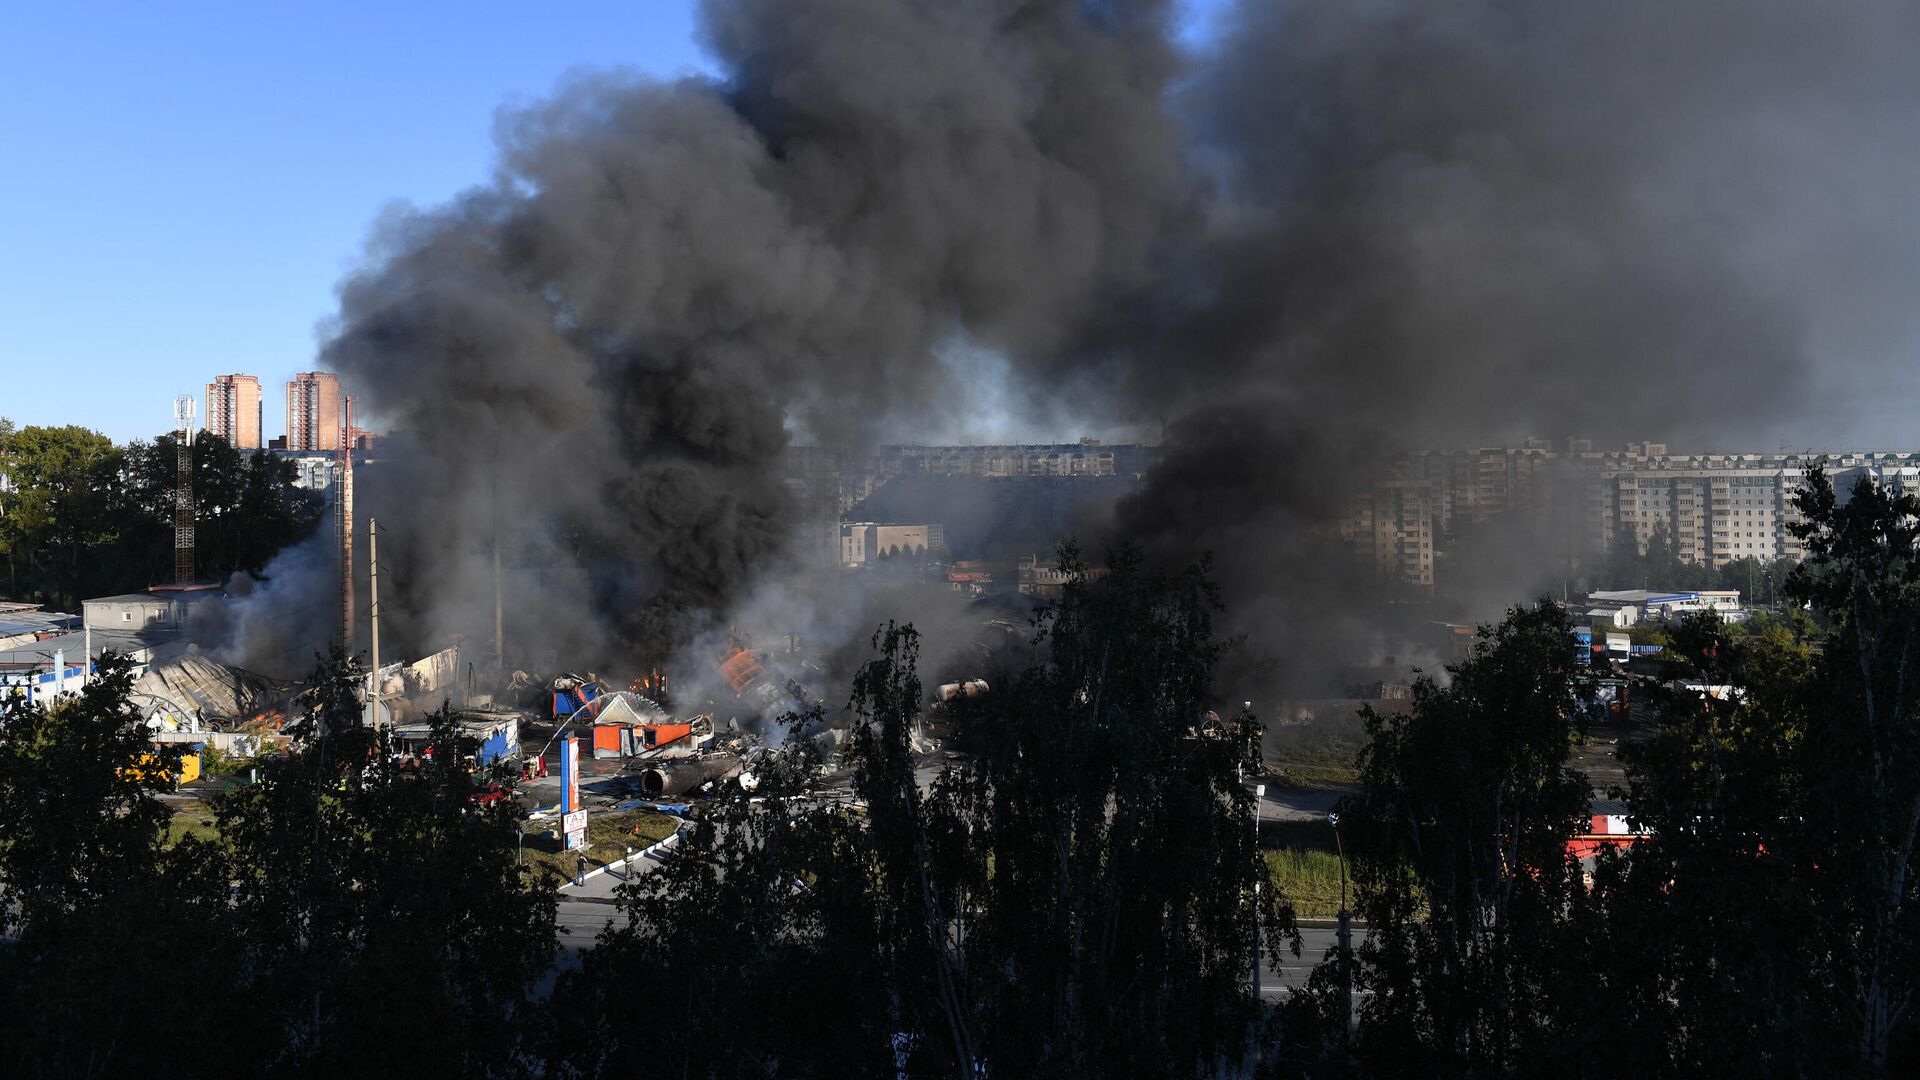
[222,1,1920,705]
[1105,0,1920,697]
[221,0,1189,678]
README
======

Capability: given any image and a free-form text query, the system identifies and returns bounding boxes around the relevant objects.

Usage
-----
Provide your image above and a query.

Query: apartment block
[787,440,1151,516]
[1347,479,1436,586]
[1603,467,1809,564]
[1350,443,1920,587]
[204,374,263,449]
[285,372,343,451]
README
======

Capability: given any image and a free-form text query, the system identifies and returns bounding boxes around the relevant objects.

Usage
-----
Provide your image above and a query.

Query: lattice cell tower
[173,395,196,584]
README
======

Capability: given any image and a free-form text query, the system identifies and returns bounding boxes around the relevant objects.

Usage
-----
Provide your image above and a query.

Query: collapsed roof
[134,655,287,728]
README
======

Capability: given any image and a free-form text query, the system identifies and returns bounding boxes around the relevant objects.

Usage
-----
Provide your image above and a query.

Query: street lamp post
[1252,781,1265,1000]
[1330,811,1353,1042]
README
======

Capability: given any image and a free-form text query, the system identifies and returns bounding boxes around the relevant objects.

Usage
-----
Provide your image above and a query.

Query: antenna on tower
[339,395,355,649]
[173,395,196,585]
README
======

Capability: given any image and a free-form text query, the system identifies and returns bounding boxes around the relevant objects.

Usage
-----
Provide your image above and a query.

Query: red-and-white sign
[561,737,581,813]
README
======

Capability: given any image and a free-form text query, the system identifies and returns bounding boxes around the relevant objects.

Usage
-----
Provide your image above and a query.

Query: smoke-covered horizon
[203,0,1920,704]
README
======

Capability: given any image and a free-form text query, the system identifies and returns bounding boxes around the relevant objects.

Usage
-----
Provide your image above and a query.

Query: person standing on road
[575,854,587,888]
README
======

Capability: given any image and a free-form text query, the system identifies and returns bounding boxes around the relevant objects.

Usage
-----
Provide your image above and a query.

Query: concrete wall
[870,524,933,557]
[84,596,181,632]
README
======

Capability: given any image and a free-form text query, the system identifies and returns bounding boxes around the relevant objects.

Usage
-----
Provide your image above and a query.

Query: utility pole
[493,535,504,673]
[1331,811,1354,1043]
[368,517,381,729]
[491,474,504,673]
[172,396,196,584]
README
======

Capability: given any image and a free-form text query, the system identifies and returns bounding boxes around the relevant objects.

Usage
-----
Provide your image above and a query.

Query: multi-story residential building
[787,440,1153,516]
[204,374,263,449]
[1601,466,1809,564]
[1347,478,1437,585]
[867,440,1121,480]
[1350,443,1920,586]
[268,449,339,491]
[285,372,342,451]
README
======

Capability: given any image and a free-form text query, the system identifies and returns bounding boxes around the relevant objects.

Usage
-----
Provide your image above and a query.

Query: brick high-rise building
[285,372,343,451]
[204,374,263,449]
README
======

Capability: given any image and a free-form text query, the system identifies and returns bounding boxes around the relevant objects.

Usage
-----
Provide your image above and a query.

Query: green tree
[1593,610,1832,1076]
[1781,464,1920,1067]
[215,651,556,1076]
[0,650,556,1077]
[555,546,1290,1077]
[0,424,118,604]
[549,732,897,1077]
[1317,600,1599,1076]
[1718,554,1764,604]
[1639,521,1715,590]
[0,653,241,1078]
[1595,463,1920,1073]
[0,653,177,943]
[116,433,325,587]
[1714,554,1794,609]
[0,424,322,607]
[920,546,1285,1075]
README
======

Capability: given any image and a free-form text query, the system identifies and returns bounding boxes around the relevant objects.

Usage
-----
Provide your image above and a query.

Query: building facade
[789,440,1151,516]
[1349,442,1920,587]
[1347,479,1438,586]
[285,372,343,451]
[205,373,263,449]
[839,522,946,566]
[268,449,339,491]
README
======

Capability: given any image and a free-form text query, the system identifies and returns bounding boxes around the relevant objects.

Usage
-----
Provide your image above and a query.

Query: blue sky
[0,0,714,442]
[0,1,1229,444]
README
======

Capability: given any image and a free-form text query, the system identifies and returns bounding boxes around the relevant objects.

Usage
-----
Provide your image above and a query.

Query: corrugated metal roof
[134,656,284,721]
[0,629,166,667]
[0,610,79,639]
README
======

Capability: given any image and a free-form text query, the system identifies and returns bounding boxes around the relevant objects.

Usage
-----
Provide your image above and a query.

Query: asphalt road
[555,878,1365,1003]
[546,780,1368,999]
[556,899,619,953]
[1258,785,1346,823]
[1265,923,1368,999]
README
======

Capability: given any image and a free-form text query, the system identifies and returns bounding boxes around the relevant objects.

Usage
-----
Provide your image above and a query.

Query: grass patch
[166,801,219,847]
[161,797,681,881]
[1268,736,1363,790]
[1274,759,1361,789]
[1267,847,1348,918]
[1261,819,1350,918]
[520,808,681,887]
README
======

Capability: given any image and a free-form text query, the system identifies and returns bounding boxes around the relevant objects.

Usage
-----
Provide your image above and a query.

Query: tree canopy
[0,424,324,608]
[11,473,1920,1074]
[0,651,554,1078]
[1281,463,1920,1076]
[553,546,1290,1078]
